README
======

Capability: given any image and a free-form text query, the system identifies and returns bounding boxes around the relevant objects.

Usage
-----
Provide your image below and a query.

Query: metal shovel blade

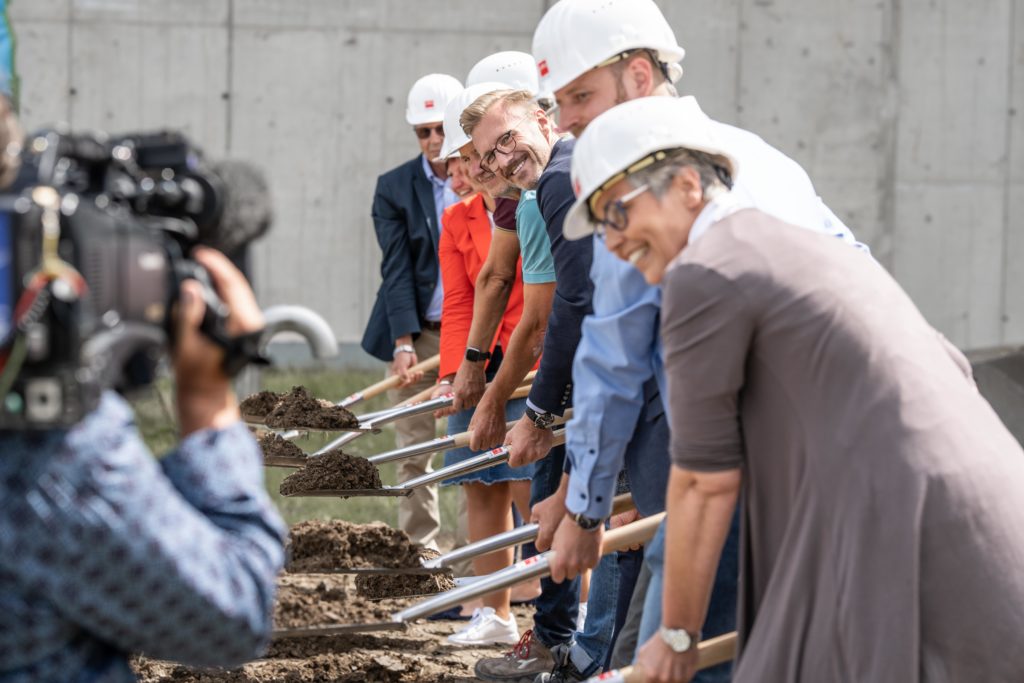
[288,565,448,576]
[272,620,407,638]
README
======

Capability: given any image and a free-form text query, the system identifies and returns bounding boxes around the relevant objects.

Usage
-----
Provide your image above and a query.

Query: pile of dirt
[273,579,392,629]
[286,520,424,572]
[259,433,306,464]
[239,390,282,419]
[278,449,382,495]
[264,386,359,430]
[132,601,537,683]
[354,571,455,600]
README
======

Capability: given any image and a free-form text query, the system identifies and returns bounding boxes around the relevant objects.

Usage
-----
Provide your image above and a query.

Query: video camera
[0,128,272,429]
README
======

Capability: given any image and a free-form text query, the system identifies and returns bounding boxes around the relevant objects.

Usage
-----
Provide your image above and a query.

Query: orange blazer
[438,193,528,379]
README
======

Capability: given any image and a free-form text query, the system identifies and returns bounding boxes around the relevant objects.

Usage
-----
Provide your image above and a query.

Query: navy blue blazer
[361,155,441,362]
[529,138,595,415]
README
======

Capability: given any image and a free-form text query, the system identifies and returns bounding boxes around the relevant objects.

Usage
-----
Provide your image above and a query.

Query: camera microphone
[199,160,272,255]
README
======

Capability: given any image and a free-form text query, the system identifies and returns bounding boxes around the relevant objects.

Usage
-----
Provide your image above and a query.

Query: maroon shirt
[493,196,519,231]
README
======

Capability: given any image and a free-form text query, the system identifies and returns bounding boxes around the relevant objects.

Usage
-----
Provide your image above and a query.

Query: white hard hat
[406,73,464,125]
[467,51,540,95]
[563,96,739,241]
[436,81,508,161]
[532,0,686,95]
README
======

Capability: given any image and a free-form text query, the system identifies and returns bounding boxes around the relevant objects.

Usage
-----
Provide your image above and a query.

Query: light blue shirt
[565,115,872,518]
[515,191,557,285]
[422,154,458,322]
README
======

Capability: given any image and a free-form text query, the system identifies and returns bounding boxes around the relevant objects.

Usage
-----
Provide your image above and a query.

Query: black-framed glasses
[592,184,650,239]
[414,124,444,140]
[479,110,534,174]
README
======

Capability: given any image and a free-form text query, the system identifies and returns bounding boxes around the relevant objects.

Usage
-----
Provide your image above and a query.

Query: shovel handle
[584,632,738,682]
[339,355,441,407]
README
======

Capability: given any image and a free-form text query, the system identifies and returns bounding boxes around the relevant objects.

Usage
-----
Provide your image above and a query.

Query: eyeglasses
[414,124,444,140]
[592,183,650,239]
[479,110,535,174]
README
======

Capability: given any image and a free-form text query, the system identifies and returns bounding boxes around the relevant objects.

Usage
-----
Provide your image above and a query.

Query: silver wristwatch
[659,626,698,653]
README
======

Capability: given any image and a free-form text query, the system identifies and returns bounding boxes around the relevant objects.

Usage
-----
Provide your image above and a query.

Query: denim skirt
[441,397,536,485]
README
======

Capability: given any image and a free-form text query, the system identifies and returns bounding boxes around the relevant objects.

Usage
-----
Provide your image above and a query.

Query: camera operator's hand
[174,247,264,435]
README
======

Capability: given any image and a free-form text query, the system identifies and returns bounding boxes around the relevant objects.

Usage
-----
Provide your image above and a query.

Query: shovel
[335,354,441,408]
[272,509,662,639]
[580,632,739,682]
[307,382,535,456]
[368,407,572,465]
[283,427,566,498]
[424,490,633,570]
[394,512,665,623]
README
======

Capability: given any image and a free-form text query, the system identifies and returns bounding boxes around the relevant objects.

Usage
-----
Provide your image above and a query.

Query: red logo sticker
[491,447,505,455]
[573,178,581,196]
[538,60,550,77]
[424,99,435,109]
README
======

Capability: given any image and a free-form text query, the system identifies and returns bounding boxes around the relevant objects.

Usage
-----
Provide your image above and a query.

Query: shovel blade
[280,487,412,498]
[272,621,407,638]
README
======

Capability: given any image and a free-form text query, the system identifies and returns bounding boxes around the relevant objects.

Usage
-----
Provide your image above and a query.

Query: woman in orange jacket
[433,153,537,646]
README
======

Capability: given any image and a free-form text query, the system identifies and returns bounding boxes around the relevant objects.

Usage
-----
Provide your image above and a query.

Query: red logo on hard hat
[573,178,581,196]
[425,100,435,109]
[538,60,550,77]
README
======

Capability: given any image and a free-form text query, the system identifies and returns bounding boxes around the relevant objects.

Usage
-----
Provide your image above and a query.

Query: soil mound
[239,390,281,419]
[259,433,305,464]
[264,386,359,430]
[278,449,381,495]
[286,520,423,572]
[354,571,455,599]
[273,580,391,629]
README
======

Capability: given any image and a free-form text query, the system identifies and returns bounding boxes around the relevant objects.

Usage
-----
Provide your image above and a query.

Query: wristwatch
[465,346,491,363]
[659,626,699,653]
[393,344,415,358]
[570,512,604,531]
[525,406,555,430]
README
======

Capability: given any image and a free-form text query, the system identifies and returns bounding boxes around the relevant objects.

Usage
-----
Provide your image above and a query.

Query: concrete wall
[10,0,1023,361]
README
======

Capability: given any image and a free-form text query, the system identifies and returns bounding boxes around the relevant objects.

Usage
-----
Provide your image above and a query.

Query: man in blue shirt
[0,248,287,682]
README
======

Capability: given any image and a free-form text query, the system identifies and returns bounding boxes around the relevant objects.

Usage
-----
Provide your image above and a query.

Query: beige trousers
[386,327,442,550]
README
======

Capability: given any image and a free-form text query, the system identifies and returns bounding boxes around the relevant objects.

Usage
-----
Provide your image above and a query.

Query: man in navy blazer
[361,73,462,549]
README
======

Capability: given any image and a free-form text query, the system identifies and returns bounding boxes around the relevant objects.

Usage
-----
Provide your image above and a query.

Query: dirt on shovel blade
[278,449,382,495]
[287,520,428,572]
[239,390,282,419]
[355,571,455,599]
[259,433,305,463]
[263,386,359,430]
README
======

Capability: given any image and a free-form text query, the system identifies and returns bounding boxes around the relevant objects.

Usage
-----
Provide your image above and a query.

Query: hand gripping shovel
[282,426,566,498]
[580,632,739,682]
[367,407,572,466]
[335,354,441,408]
[424,489,632,570]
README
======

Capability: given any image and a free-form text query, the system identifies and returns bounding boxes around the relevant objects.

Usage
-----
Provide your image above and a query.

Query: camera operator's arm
[0,249,287,671]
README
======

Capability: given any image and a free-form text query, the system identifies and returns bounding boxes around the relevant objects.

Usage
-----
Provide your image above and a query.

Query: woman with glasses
[568,97,1024,683]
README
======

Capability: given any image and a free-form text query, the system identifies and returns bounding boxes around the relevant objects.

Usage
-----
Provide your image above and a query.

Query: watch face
[661,627,692,652]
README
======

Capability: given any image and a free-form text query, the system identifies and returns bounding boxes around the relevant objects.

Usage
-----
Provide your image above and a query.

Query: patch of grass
[130,368,461,538]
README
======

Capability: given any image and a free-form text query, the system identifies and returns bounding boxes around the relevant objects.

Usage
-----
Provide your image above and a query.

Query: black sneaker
[532,644,588,683]
[475,629,556,681]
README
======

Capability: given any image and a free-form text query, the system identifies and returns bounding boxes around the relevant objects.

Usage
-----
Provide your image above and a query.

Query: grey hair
[626,147,732,202]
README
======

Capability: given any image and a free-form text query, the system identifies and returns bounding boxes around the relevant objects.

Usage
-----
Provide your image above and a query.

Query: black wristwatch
[571,512,604,531]
[525,406,555,430]
[465,346,492,363]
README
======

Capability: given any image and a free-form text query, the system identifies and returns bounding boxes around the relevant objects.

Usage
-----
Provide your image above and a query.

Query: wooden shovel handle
[601,512,666,555]
[356,354,441,402]
[395,369,536,410]
[603,632,738,681]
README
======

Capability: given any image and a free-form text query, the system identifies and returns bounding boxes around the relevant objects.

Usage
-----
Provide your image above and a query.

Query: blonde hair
[460,89,536,136]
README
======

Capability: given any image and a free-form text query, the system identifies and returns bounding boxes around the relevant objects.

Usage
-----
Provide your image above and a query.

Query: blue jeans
[637,512,739,683]
[569,549,620,676]
[531,443,580,648]
[624,379,671,518]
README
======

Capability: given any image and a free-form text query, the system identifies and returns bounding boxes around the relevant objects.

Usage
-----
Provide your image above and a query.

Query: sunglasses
[414,124,445,140]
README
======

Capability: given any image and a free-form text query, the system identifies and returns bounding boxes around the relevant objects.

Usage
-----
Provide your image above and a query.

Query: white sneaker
[576,602,588,632]
[446,606,520,646]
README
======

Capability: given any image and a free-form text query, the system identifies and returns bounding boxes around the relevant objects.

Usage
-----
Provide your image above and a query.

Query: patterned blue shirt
[0,392,287,682]
[421,154,458,322]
